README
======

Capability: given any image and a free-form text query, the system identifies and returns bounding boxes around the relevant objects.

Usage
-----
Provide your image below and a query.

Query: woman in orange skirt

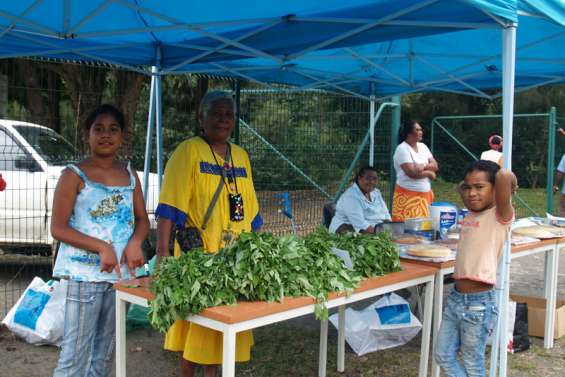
[392,121,438,221]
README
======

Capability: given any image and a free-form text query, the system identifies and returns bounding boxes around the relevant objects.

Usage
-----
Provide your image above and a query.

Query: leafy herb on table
[149,229,400,333]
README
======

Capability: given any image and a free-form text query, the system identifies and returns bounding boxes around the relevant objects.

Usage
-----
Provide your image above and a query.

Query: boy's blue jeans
[53,280,116,377]
[434,287,498,377]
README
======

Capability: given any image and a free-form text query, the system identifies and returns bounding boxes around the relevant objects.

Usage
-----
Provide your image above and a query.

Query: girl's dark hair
[399,120,419,142]
[84,104,125,131]
[488,134,503,151]
[465,160,500,185]
[355,165,378,185]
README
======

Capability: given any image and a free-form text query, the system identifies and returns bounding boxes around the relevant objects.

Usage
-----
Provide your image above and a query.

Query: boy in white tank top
[435,160,516,377]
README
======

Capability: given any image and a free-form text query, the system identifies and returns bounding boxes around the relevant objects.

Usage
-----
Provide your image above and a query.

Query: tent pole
[142,67,157,201]
[234,80,241,145]
[155,69,163,194]
[389,95,401,208]
[369,95,376,166]
[492,24,517,377]
[335,102,398,201]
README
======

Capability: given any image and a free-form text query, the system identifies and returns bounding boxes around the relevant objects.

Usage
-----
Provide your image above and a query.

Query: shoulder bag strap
[201,152,230,230]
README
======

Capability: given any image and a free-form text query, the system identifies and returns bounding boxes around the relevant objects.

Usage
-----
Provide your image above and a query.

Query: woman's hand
[122,239,145,277]
[98,242,121,278]
[424,170,437,180]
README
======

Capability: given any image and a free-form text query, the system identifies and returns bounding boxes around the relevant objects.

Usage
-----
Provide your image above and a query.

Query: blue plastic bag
[375,302,411,325]
[13,289,51,330]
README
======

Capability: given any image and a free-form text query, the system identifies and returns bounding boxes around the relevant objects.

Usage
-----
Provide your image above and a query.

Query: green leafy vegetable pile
[149,228,400,332]
[329,229,402,277]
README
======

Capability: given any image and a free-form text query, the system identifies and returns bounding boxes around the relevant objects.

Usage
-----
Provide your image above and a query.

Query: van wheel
[51,240,60,267]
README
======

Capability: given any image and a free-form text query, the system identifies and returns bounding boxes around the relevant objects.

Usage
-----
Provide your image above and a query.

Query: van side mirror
[14,156,42,172]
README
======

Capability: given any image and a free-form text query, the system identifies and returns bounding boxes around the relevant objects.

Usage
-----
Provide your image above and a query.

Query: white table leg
[337,305,345,372]
[319,319,328,377]
[419,279,434,377]
[544,244,559,348]
[115,293,127,377]
[222,328,236,377]
[430,270,444,377]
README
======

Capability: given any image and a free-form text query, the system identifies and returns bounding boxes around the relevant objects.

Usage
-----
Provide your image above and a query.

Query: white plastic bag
[2,277,67,346]
[329,293,422,356]
[487,300,516,352]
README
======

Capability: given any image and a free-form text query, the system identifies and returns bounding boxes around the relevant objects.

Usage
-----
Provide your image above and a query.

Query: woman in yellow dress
[155,91,262,377]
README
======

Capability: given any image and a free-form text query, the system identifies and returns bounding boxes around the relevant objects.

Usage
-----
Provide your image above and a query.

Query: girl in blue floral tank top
[52,105,149,377]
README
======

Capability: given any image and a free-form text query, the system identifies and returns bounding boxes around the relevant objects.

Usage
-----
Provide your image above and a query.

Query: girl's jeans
[434,287,498,377]
[53,280,116,377]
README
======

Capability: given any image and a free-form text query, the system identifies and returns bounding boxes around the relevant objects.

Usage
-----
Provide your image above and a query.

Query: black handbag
[175,226,204,251]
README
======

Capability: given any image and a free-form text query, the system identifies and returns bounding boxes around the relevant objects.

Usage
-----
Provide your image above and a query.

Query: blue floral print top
[52,164,136,282]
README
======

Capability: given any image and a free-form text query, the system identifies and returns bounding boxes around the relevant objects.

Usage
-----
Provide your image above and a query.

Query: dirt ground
[1,252,564,377]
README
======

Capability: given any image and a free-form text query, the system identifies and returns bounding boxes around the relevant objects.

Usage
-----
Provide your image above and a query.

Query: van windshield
[14,125,78,166]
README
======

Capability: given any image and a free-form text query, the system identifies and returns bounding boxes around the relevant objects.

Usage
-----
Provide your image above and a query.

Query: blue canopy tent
[0,1,563,377]
[0,1,518,70]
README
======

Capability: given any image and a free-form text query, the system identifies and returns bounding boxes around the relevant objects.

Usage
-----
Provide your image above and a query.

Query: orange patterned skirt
[391,185,434,221]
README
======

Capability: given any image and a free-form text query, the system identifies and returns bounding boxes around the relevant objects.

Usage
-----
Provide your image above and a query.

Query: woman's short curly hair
[199,90,235,117]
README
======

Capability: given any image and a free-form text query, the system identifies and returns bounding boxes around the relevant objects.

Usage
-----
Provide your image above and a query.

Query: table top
[114,261,437,324]
[400,238,559,269]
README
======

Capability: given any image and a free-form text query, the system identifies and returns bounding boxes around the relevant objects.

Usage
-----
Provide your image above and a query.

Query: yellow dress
[156,136,262,364]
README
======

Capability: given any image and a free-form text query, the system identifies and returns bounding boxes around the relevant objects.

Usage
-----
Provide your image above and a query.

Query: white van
[0,120,158,252]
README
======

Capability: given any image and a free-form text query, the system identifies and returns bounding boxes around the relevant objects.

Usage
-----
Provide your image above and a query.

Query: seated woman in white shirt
[329,166,391,234]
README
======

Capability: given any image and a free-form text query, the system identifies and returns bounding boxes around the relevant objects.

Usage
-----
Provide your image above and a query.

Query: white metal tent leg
[369,96,376,166]
[155,70,163,192]
[493,24,517,377]
[370,101,399,168]
[142,67,157,201]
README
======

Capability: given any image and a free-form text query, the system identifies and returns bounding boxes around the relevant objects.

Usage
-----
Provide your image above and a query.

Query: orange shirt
[454,206,512,285]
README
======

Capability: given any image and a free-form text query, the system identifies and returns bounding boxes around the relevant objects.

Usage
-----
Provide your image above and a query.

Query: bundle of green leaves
[149,232,360,332]
[149,248,239,333]
[149,229,400,332]
[304,227,401,278]
[333,231,401,277]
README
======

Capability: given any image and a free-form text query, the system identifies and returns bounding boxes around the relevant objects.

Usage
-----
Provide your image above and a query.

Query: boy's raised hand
[495,169,516,222]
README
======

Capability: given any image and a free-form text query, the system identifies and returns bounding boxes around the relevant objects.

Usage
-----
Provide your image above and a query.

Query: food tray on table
[513,225,565,239]
[399,243,456,263]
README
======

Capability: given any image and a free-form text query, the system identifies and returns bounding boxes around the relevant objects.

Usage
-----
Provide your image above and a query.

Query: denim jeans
[434,287,497,377]
[53,280,116,377]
